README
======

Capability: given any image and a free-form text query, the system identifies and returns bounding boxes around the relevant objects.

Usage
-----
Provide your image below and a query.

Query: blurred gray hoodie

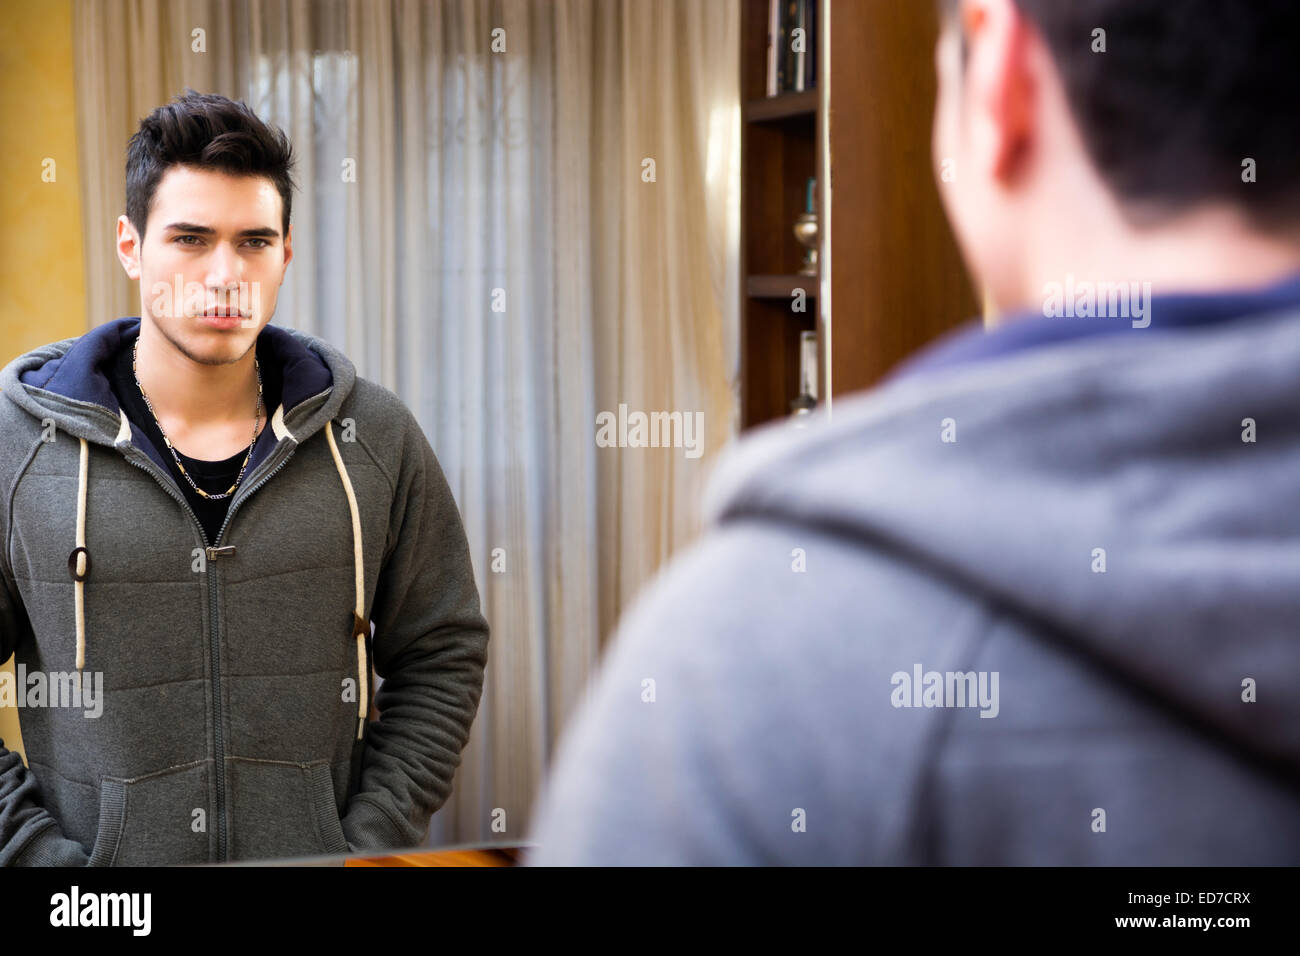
[526,274,1300,865]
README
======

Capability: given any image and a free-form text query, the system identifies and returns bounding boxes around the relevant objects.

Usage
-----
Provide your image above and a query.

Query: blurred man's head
[933,0,1300,321]
[116,90,297,367]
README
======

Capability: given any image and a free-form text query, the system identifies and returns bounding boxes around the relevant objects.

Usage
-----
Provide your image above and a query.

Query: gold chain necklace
[132,338,264,501]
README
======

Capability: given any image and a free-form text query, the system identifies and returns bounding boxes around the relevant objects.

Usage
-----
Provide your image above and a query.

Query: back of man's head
[933,0,1300,316]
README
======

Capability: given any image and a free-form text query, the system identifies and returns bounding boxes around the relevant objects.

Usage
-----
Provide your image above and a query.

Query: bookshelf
[739,0,979,430]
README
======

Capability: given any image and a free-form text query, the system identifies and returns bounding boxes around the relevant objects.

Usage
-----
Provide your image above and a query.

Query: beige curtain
[71,0,737,848]
[585,0,740,644]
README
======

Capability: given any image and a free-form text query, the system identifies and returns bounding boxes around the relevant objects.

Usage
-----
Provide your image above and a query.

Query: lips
[197,312,248,330]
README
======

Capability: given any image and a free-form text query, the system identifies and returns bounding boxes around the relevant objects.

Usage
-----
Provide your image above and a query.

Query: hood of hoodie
[703,302,1300,790]
[2,317,356,476]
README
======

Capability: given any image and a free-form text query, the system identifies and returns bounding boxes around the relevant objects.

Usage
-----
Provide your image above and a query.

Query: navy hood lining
[887,270,1300,384]
[18,317,333,419]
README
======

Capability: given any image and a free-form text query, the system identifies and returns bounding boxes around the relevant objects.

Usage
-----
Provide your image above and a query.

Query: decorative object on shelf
[790,329,818,418]
[794,176,818,276]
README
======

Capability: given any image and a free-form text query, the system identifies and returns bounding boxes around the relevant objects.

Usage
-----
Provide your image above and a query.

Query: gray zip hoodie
[0,317,489,865]
[526,292,1300,865]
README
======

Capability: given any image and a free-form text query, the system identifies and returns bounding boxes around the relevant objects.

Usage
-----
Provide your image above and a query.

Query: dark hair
[940,0,1300,230]
[126,89,298,243]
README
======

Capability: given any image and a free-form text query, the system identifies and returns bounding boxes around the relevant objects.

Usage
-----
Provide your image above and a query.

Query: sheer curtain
[72,0,737,846]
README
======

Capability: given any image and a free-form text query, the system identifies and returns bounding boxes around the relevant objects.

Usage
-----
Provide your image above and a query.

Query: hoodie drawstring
[68,418,370,740]
[71,438,91,671]
[325,419,370,741]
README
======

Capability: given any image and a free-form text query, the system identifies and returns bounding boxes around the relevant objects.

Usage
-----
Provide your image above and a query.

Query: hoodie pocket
[226,757,349,861]
[87,760,212,866]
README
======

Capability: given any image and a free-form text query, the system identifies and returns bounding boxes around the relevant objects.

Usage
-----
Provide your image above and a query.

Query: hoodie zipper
[115,389,329,861]
[120,441,291,861]
[204,443,300,861]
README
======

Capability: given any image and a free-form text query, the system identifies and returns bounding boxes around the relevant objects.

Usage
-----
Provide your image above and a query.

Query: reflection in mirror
[0,0,741,868]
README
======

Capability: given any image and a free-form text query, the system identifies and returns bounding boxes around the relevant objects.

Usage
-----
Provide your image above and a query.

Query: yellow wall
[0,0,87,759]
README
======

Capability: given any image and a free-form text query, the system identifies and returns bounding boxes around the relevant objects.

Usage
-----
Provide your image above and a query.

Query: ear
[116,215,142,281]
[282,223,293,272]
[962,0,1037,183]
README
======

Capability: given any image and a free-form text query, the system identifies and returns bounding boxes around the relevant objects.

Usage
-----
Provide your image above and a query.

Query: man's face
[117,165,293,366]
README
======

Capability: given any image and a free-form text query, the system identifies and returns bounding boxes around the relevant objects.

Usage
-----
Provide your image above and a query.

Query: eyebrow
[162,222,280,239]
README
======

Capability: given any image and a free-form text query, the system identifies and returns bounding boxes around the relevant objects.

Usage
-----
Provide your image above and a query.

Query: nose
[204,240,243,293]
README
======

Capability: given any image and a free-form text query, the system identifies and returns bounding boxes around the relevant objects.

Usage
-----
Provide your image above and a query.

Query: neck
[1002,201,1300,320]
[134,321,262,428]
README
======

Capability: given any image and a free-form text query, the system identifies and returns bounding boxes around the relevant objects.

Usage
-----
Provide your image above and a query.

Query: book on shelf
[799,328,818,401]
[766,0,780,96]
[807,0,818,91]
[766,0,817,97]
[790,329,819,417]
[793,0,807,92]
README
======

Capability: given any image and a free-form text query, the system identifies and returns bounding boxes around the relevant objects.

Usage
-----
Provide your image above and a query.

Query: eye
[246,238,270,248]
[175,235,201,245]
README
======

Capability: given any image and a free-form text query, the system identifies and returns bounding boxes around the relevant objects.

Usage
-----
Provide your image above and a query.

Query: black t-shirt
[107,331,283,547]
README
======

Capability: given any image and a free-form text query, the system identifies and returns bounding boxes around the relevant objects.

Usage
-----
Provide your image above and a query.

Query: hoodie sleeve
[338,412,489,852]
[523,520,965,865]
[0,546,90,866]
[522,525,812,865]
[521,533,777,865]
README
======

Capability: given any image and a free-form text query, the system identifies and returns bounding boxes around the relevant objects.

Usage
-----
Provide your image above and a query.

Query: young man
[526,0,1300,863]
[0,90,489,865]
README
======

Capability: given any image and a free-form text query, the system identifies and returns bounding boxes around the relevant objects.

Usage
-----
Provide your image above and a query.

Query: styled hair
[125,89,298,242]
[939,0,1300,229]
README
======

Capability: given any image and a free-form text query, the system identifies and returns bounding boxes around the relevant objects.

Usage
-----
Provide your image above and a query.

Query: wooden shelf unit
[739,2,821,430]
[746,273,818,300]
[744,90,817,123]
[739,0,979,431]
